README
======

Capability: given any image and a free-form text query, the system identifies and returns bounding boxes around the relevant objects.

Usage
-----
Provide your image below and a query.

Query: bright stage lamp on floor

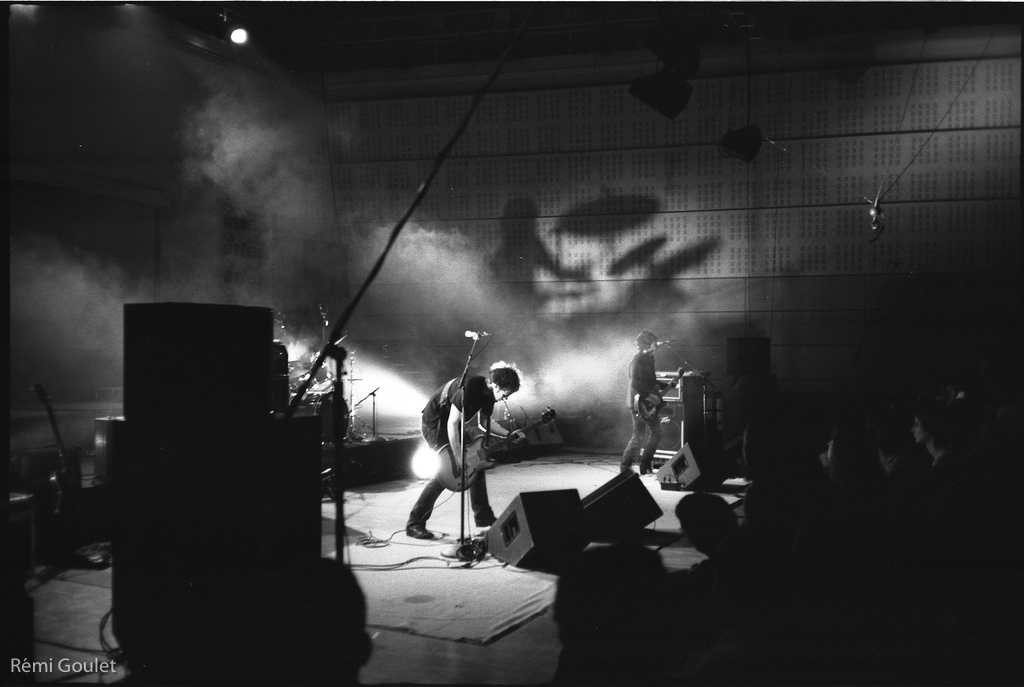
[411,443,440,480]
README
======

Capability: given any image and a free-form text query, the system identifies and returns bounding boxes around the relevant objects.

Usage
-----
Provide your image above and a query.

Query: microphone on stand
[465,330,491,339]
[655,340,672,347]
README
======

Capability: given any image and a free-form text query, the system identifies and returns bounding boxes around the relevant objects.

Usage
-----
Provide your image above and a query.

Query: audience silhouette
[552,542,672,685]
[666,374,1022,686]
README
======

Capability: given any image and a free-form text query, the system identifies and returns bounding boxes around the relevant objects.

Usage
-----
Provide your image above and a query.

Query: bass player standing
[406,363,525,540]
[620,330,663,475]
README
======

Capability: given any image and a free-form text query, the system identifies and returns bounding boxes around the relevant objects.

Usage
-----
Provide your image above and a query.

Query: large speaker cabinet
[486,490,589,572]
[123,302,273,429]
[111,414,322,682]
[114,303,321,683]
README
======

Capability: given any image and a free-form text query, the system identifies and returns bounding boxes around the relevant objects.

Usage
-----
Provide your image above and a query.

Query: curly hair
[488,363,521,394]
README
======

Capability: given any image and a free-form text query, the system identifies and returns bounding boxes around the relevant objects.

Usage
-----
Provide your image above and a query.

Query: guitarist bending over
[406,363,525,540]
[621,330,663,475]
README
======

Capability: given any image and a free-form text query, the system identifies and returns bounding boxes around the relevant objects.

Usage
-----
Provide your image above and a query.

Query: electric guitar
[33,383,74,515]
[633,368,684,420]
[436,407,556,492]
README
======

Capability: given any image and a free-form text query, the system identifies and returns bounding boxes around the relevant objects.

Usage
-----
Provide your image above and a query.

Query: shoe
[406,524,435,540]
[474,513,497,528]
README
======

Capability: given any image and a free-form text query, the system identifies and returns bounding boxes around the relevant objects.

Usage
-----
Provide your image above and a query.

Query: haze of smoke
[171,67,342,310]
[354,222,502,323]
[180,71,330,225]
[10,235,150,397]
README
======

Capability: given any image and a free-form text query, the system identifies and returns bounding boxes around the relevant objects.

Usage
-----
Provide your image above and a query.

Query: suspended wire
[763,25,997,225]
[744,38,754,336]
[764,137,875,206]
[877,26,997,202]
[849,29,997,369]
[874,36,929,205]
[320,68,344,241]
[745,39,752,126]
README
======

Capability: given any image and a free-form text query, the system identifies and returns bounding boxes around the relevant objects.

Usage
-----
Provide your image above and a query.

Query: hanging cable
[286,9,534,418]
[877,26,997,203]
[763,26,996,245]
[873,36,929,208]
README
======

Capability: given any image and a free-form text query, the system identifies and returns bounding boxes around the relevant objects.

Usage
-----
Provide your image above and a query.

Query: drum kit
[286,345,378,444]
[277,306,380,444]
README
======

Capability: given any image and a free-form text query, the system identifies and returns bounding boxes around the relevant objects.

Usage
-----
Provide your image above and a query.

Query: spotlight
[228,26,248,44]
[629,70,693,120]
[718,125,764,162]
[219,8,248,45]
[411,443,440,480]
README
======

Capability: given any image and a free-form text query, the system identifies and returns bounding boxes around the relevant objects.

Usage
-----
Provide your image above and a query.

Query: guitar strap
[438,377,458,426]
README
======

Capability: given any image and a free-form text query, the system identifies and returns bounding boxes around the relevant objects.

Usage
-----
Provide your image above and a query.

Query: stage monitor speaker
[486,489,589,572]
[727,337,770,377]
[581,471,663,540]
[123,303,273,430]
[656,441,729,492]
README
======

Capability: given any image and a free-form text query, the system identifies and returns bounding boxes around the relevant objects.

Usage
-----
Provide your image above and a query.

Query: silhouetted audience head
[821,406,889,506]
[742,410,819,484]
[911,394,958,465]
[553,543,670,685]
[269,558,372,685]
[675,493,738,556]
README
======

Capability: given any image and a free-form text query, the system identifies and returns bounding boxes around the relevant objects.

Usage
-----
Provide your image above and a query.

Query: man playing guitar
[406,363,525,540]
[620,330,665,475]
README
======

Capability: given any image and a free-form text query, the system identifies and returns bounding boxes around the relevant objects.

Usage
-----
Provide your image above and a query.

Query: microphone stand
[453,336,482,562]
[354,387,380,440]
[323,339,349,563]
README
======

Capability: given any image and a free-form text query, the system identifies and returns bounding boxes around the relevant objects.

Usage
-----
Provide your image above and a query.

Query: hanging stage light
[219,7,248,45]
[630,22,700,120]
[629,70,693,120]
[718,124,764,162]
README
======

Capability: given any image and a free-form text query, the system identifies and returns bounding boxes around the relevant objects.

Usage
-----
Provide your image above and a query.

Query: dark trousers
[409,415,495,528]
[620,411,661,471]
[407,471,494,528]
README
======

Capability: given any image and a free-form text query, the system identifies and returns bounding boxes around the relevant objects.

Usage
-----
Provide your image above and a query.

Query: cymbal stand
[354,387,380,440]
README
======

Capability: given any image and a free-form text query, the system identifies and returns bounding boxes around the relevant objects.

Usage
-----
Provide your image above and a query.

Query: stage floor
[20,450,747,684]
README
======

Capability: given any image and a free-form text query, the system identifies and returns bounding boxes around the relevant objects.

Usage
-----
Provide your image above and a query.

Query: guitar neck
[34,385,67,458]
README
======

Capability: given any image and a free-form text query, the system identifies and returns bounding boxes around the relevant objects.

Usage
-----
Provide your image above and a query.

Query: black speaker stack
[112,303,321,683]
[722,337,776,441]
